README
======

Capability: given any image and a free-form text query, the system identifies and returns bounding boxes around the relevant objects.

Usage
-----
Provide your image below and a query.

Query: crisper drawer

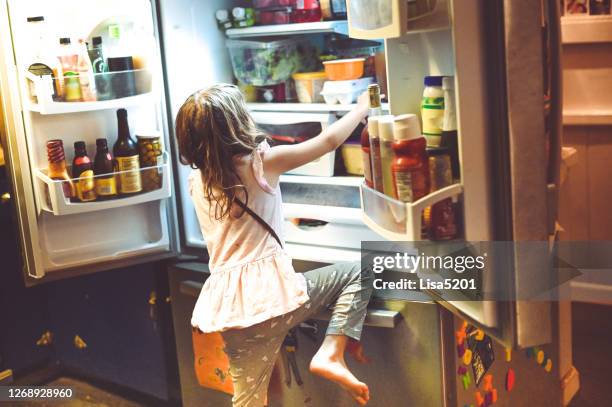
[280,179,382,250]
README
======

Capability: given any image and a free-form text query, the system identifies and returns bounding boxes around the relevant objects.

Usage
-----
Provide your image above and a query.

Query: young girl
[175,84,373,406]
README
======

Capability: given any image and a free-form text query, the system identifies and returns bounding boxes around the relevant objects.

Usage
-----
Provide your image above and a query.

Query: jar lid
[377,115,395,142]
[424,76,444,87]
[393,114,421,141]
[136,131,162,139]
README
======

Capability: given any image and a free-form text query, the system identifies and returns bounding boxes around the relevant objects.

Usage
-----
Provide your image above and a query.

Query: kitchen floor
[4,377,145,407]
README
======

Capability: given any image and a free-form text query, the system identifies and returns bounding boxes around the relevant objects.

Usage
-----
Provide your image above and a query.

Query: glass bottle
[377,115,396,197]
[94,138,118,200]
[46,139,75,199]
[365,84,384,192]
[113,109,142,195]
[72,141,97,202]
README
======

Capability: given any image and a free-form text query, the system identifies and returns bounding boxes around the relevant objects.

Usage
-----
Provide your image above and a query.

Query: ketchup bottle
[391,114,429,202]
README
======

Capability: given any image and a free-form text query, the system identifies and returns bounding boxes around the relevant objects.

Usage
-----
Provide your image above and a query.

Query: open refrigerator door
[0,0,179,283]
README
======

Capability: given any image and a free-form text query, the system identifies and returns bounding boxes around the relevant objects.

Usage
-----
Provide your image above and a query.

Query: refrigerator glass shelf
[226,20,349,38]
[24,69,157,115]
[247,102,390,113]
[36,152,171,216]
[360,182,463,241]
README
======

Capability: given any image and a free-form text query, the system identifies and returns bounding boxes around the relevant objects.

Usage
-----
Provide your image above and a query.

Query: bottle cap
[367,116,381,138]
[377,115,395,142]
[117,108,127,119]
[59,37,71,45]
[232,7,246,19]
[26,16,45,22]
[74,141,86,151]
[92,36,102,47]
[443,76,454,90]
[107,56,134,72]
[216,9,229,21]
[424,76,444,87]
[96,138,108,148]
[393,114,421,141]
[108,24,121,40]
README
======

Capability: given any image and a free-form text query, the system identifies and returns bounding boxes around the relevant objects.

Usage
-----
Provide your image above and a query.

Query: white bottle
[421,75,445,147]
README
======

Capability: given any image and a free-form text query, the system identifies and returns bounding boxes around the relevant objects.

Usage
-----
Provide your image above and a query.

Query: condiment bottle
[421,75,445,147]
[428,147,459,240]
[46,139,75,199]
[113,109,142,195]
[440,76,460,180]
[377,115,396,197]
[360,121,374,188]
[77,39,97,102]
[72,141,97,202]
[365,84,384,192]
[93,138,118,200]
[391,114,429,202]
[57,37,81,102]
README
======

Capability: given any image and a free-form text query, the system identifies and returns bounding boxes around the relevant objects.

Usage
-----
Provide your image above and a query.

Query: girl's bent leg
[222,320,286,407]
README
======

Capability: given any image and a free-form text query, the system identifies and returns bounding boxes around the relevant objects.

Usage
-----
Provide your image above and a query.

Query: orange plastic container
[323,58,365,81]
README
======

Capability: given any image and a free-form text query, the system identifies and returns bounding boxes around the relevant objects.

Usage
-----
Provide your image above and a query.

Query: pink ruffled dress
[189,141,309,333]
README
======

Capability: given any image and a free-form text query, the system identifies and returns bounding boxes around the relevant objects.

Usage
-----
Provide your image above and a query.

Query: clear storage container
[255,7,294,25]
[226,37,305,86]
[253,0,296,8]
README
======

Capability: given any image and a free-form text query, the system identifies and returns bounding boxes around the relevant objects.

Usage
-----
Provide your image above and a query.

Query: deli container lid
[320,77,373,93]
[393,114,421,141]
[424,76,444,87]
[292,71,327,80]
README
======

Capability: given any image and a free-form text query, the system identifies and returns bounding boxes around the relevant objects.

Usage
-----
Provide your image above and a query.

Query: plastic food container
[292,71,326,103]
[255,7,294,25]
[253,0,295,8]
[226,37,303,86]
[320,77,373,105]
[137,134,163,192]
[341,142,363,175]
[323,58,365,81]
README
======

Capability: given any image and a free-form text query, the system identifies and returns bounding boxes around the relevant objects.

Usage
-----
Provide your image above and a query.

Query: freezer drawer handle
[314,309,401,329]
[180,280,401,328]
[179,280,205,298]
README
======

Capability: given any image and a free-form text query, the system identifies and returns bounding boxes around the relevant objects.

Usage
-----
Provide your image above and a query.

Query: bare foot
[310,351,370,405]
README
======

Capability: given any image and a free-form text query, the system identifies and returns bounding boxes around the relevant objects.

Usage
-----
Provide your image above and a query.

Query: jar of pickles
[136,133,163,192]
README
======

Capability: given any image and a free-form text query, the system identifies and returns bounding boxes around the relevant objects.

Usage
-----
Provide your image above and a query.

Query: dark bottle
[94,138,118,199]
[88,36,112,100]
[113,109,142,195]
[72,141,97,202]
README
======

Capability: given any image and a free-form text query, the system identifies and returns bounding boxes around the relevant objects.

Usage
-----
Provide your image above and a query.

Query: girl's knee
[345,261,374,283]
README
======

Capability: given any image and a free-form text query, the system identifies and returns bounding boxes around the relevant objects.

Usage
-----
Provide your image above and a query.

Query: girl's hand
[356,91,370,115]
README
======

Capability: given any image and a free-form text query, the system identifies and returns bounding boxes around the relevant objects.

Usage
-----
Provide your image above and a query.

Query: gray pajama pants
[221,261,374,407]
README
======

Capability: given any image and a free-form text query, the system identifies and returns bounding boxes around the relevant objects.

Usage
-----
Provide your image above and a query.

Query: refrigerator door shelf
[360,182,463,241]
[23,69,157,115]
[35,152,171,216]
[347,0,449,39]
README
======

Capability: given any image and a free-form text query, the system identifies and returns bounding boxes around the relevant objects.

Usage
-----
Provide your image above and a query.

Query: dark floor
[0,377,145,407]
[568,302,612,407]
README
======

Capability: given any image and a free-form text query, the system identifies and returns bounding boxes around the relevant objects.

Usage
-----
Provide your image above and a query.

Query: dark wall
[0,166,179,403]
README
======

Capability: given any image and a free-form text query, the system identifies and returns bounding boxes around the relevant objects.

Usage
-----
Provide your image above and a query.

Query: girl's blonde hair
[175,84,266,220]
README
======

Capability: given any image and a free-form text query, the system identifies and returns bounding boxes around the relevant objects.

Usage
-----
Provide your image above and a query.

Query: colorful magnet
[463,349,473,365]
[505,368,515,392]
[462,320,469,331]
[492,388,498,403]
[458,342,466,358]
[525,347,534,358]
[536,350,545,365]
[485,391,493,405]
[458,366,468,375]
[474,329,485,341]
[505,348,512,362]
[456,330,467,345]
[545,358,553,373]
[462,374,470,390]
[475,391,484,406]
[482,374,493,392]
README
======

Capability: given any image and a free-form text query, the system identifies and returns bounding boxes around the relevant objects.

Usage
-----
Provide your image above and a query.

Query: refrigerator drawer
[283,203,382,250]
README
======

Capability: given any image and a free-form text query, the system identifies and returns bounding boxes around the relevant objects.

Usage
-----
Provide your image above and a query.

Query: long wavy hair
[175,84,266,220]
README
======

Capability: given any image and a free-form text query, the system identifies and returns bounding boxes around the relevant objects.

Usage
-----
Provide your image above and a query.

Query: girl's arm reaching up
[263,92,370,176]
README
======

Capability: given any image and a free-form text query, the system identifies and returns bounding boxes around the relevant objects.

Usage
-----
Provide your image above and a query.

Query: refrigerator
[0,0,578,406]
